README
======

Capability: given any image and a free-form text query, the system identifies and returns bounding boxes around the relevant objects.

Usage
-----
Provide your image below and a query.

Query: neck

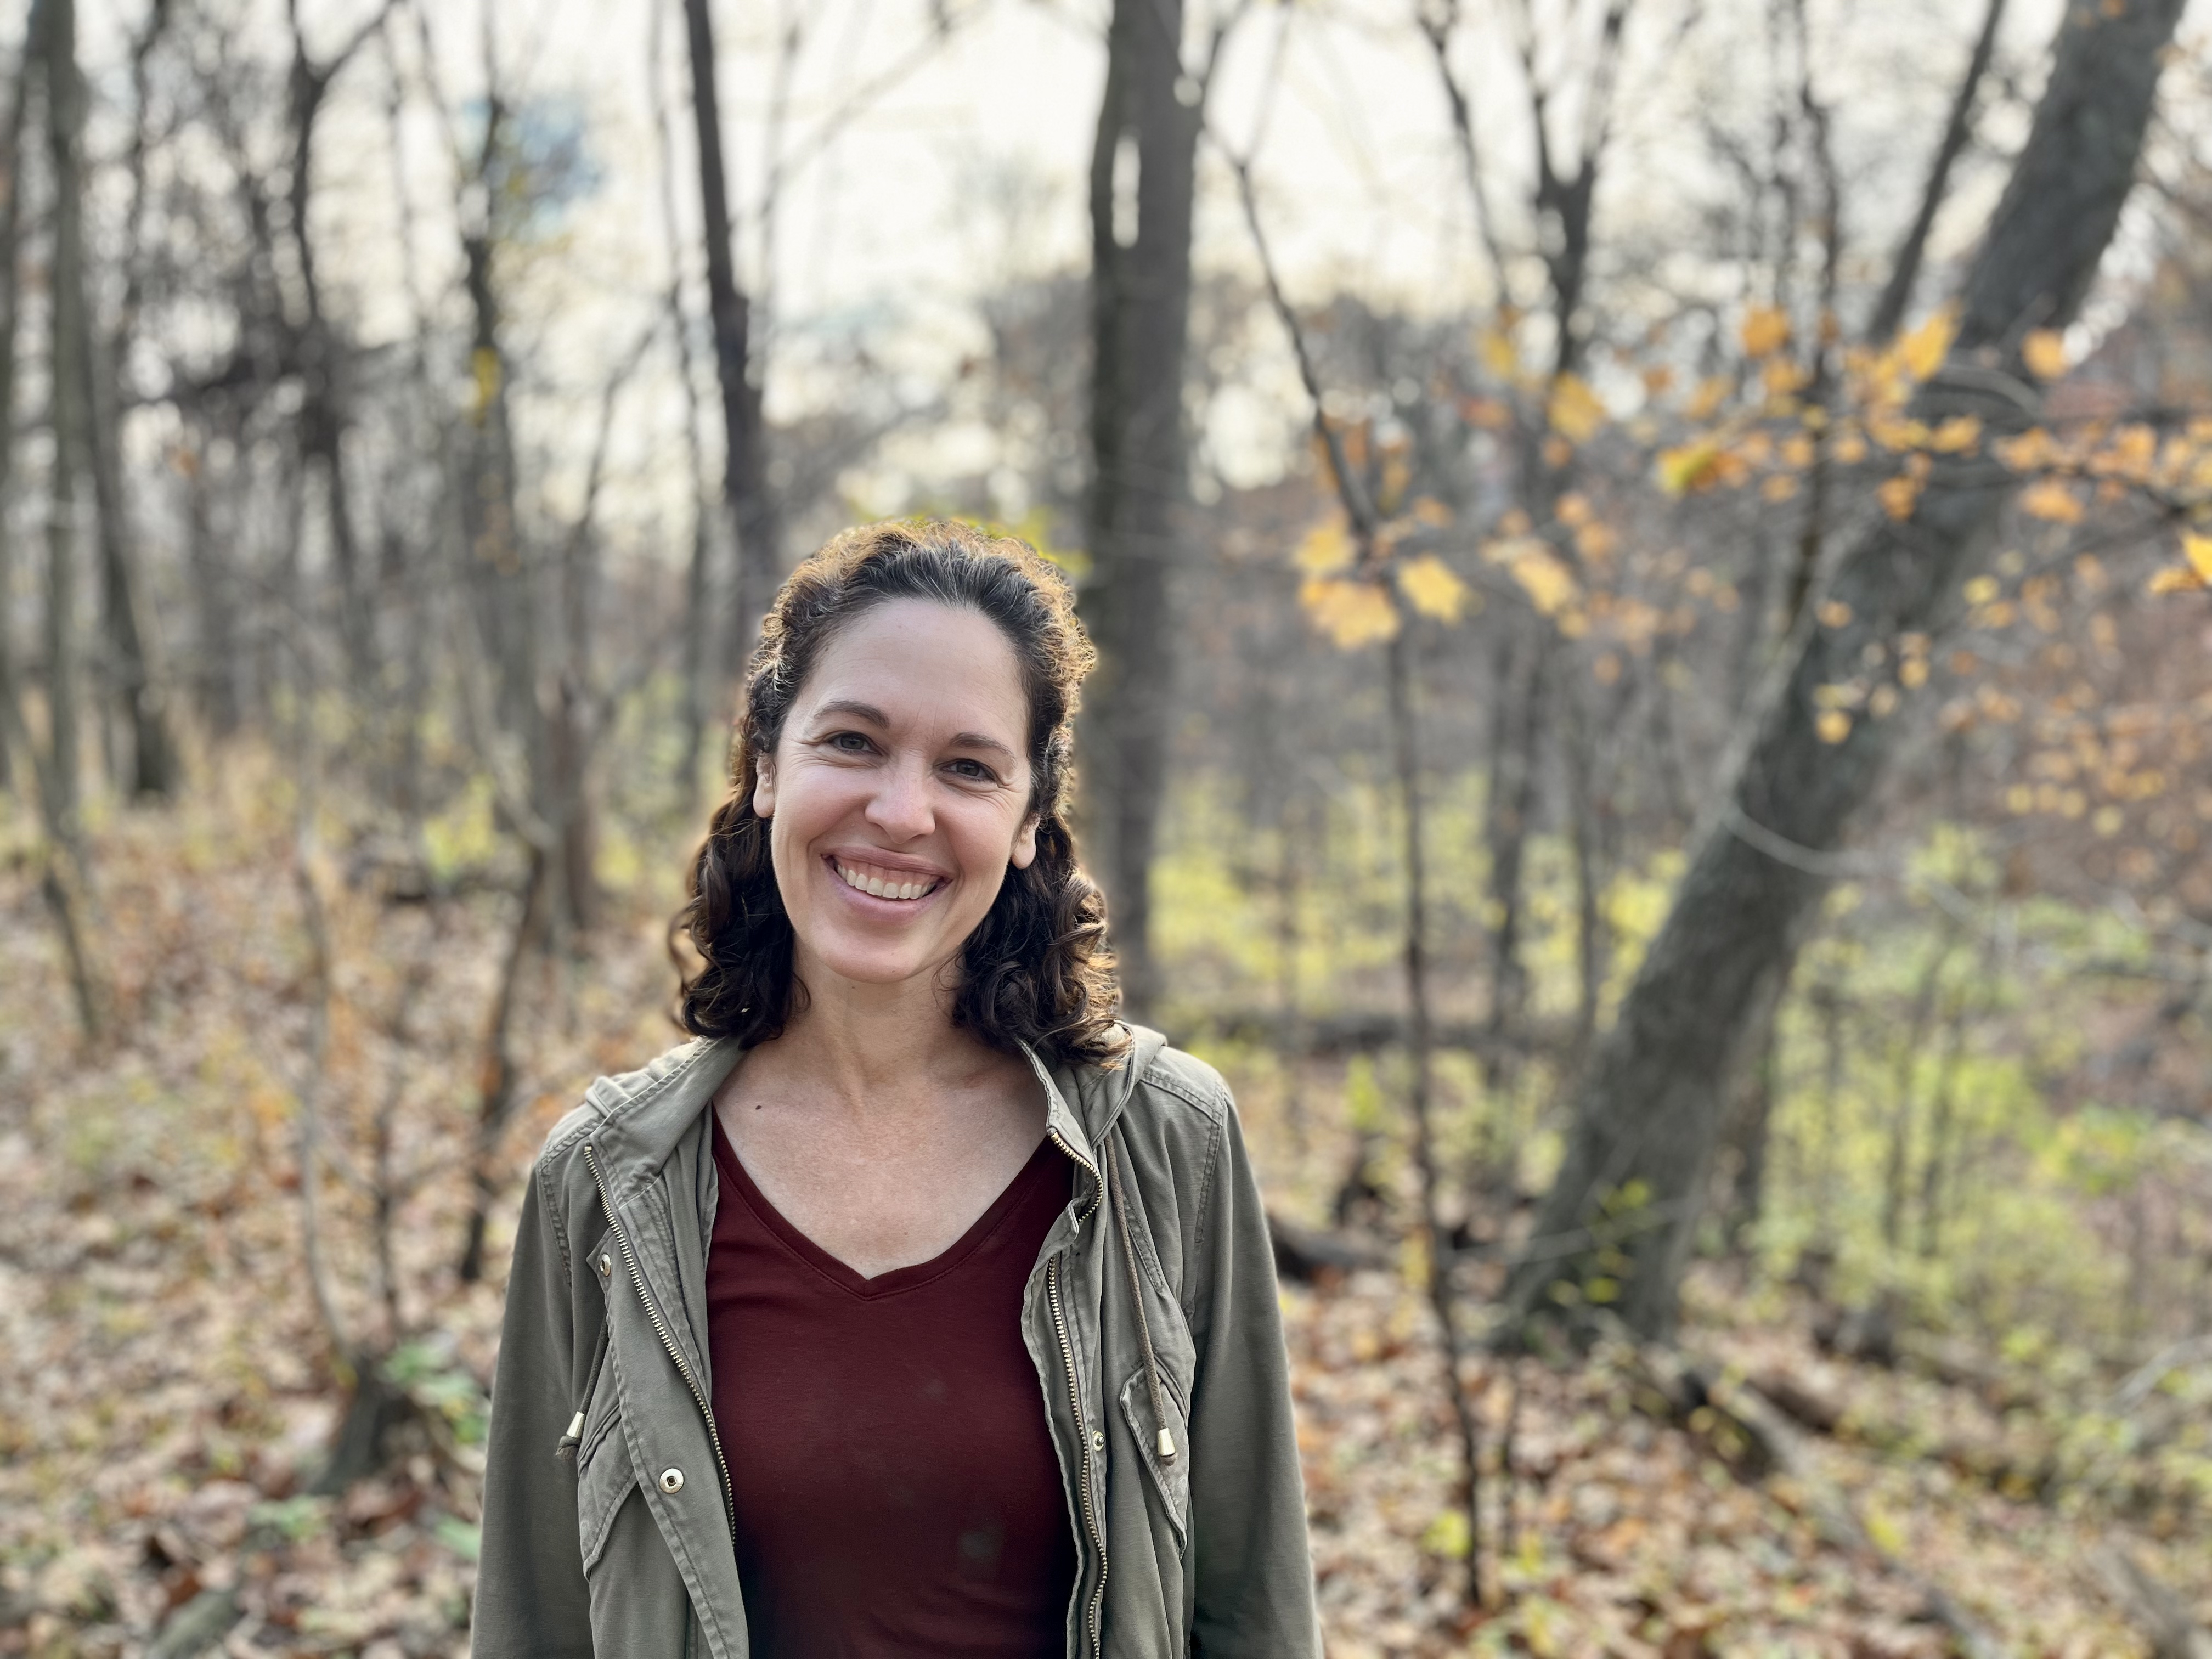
[757,952,1007,1109]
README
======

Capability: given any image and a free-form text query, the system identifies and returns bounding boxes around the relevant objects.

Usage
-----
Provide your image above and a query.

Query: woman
[472,520,1319,1658]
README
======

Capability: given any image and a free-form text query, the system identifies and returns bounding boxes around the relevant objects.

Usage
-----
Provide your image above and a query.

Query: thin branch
[1866,0,2008,342]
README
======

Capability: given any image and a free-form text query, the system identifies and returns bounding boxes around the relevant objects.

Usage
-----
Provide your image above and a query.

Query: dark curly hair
[672,518,1127,1068]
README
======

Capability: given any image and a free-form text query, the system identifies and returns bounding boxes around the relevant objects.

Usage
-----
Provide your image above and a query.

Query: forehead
[794,599,1029,740]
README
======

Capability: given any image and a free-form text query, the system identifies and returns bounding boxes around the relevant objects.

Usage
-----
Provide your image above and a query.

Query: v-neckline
[710,1116,1064,1300]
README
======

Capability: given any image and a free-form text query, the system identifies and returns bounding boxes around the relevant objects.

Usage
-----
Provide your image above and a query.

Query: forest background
[2,0,2210,1654]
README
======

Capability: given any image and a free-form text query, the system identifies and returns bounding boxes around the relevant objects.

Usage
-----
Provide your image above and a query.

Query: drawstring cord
[1105,1131,1177,1464]
[556,1307,614,1460]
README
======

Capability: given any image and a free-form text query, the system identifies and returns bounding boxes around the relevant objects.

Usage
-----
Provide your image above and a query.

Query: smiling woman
[675,520,1121,1066]
[471,520,1321,1659]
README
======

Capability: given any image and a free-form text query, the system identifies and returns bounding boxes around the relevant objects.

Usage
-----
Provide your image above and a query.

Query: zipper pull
[556,1409,586,1462]
[1157,1427,1177,1462]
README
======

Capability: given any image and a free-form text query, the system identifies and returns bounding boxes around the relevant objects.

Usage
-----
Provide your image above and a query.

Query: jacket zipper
[583,1141,735,1539]
[1046,1128,1107,1659]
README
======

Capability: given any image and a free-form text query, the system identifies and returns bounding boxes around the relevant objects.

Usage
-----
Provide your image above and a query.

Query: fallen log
[1267,1211,1390,1285]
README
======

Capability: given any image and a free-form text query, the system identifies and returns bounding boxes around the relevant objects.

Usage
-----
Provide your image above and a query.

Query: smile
[831,857,944,902]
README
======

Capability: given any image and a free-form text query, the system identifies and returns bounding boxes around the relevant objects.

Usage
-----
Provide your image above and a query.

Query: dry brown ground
[0,783,2198,1656]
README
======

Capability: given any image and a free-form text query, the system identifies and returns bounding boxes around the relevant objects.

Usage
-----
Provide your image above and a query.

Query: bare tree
[682,0,780,670]
[1504,0,2191,1341]
[1081,0,1237,1019]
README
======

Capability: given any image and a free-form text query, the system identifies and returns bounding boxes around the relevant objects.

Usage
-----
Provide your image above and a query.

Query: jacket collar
[1025,1023,1168,1176]
[582,1024,1169,1198]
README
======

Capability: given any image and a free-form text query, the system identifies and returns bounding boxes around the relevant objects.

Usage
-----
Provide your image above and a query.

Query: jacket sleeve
[1184,1099,1323,1658]
[471,1156,594,1658]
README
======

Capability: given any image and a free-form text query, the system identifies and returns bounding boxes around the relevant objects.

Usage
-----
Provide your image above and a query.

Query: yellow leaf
[2148,565,2208,595]
[1547,374,1607,443]
[2186,532,2212,583]
[1556,492,1593,527]
[1817,599,1853,627]
[2020,478,2085,524]
[1962,575,2000,605]
[1479,326,1518,382]
[1878,475,1922,519]
[1816,709,1853,743]
[1574,520,1618,562]
[471,346,503,421]
[1899,307,1957,381]
[1686,375,1731,421]
[1741,304,1791,358]
[1863,1503,1907,1557]
[2022,328,2068,380]
[1900,657,1929,689]
[1420,1508,1471,1559]
[1762,356,1810,398]
[1995,427,2058,472]
[1300,576,1400,648]
[1397,554,1472,623]
[1762,474,1801,503]
[1657,439,1722,495]
[1508,546,1579,617]
[1930,415,1983,454]
[1294,515,1355,575]
[1409,495,1454,528]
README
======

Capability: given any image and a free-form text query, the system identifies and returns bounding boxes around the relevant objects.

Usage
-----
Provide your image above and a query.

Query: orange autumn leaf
[1300,576,1400,648]
[2022,328,2069,380]
[1547,373,1607,443]
[1899,307,1957,381]
[1294,515,1355,575]
[1396,555,1474,623]
[1740,305,1792,358]
[2020,478,2085,524]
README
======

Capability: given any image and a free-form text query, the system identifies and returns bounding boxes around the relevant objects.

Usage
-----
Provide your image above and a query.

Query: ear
[1009,812,1040,871]
[752,753,777,820]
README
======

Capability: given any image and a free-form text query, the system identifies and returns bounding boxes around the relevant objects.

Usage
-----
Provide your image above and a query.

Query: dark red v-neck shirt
[706,1118,1077,1658]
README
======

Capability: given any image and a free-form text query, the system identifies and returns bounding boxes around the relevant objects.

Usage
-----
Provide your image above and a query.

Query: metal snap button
[1090,1430,1104,1453]
[599,1253,612,1278]
[659,1467,685,1494]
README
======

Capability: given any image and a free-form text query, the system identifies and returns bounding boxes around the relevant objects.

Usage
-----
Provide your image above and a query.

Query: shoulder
[1097,1032,1238,1195]
[1126,1041,1235,1126]
[529,1037,718,1196]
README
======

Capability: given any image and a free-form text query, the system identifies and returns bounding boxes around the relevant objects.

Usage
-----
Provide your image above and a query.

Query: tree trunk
[1080,0,1200,1022]
[0,5,33,791]
[681,0,780,675]
[42,0,88,849]
[1717,955,1791,1252]
[1481,623,1544,1054]
[80,249,177,798]
[1504,0,2187,1342]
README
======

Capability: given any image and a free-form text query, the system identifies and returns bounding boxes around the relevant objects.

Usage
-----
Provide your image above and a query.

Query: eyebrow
[810,698,1019,763]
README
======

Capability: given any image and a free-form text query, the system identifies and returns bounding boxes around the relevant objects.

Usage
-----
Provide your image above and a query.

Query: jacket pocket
[1117,1364,1191,1548]
[575,1399,635,1572]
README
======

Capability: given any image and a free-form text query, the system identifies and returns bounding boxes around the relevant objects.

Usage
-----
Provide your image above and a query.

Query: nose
[864,753,935,842]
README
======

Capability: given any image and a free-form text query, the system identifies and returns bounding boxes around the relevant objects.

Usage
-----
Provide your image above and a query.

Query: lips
[830,855,944,902]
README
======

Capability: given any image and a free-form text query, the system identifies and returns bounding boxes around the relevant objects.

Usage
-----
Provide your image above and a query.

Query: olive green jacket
[469,1026,1321,1658]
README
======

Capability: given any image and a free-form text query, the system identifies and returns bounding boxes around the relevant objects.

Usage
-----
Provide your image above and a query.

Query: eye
[826,731,877,755]
[946,757,998,783]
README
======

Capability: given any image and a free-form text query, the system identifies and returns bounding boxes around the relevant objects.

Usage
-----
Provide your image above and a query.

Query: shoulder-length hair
[672,518,1126,1069]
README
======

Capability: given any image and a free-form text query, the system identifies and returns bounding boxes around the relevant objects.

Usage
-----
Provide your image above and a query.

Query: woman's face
[755,598,1040,997]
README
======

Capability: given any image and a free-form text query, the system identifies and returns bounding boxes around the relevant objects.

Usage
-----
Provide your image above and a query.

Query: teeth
[837,861,935,901]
